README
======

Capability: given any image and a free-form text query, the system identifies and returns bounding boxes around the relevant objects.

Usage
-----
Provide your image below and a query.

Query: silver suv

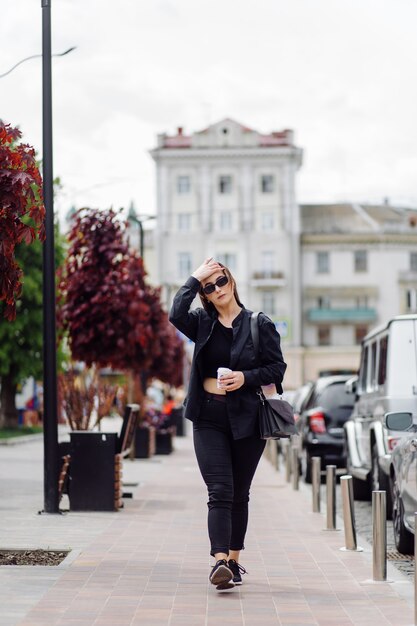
[344,315,417,516]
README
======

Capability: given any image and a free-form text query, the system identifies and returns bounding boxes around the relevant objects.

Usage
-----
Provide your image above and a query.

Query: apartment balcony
[399,270,417,284]
[307,307,377,324]
[250,271,286,288]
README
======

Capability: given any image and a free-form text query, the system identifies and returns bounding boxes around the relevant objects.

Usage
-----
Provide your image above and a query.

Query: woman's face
[201,270,234,308]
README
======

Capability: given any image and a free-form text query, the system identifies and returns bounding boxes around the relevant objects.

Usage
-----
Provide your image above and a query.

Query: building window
[177,213,191,232]
[261,212,274,231]
[318,296,331,309]
[219,175,232,194]
[261,251,274,277]
[262,291,276,316]
[355,325,368,344]
[217,253,236,271]
[356,296,368,308]
[219,211,233,231]
[316,251,329,274]
[318,326,331,346]
[354,250,368,272]
[410,252,417,272]
[177,175,191,194]
[406,288,417,312]
[178,252,192,278]
[261,175,274,193]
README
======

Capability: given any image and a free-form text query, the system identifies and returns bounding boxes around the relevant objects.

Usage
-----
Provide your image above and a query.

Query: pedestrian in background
[169,258,287,590]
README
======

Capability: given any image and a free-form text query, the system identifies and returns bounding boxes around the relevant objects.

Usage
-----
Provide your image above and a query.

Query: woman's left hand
[221,371,245,392]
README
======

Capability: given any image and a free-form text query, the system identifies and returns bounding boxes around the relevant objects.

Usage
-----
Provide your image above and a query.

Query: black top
[169,276,287,440]
[200,321,233,378]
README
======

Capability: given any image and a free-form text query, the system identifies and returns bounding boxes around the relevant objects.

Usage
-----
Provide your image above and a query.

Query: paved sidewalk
[0,431,414,626]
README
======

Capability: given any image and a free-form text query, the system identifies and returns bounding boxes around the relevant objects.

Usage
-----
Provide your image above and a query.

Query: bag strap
[251,312,266,402]
[251,311,283,398]
[250,311,260,357]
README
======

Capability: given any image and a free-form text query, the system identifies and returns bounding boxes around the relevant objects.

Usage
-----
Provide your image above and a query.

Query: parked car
[344,315,417,517]
[385,412,417,554]
[297,375,355,483]
[291,381,313,424]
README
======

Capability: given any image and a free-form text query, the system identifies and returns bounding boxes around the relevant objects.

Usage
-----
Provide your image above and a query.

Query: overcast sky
[2,0,417,221]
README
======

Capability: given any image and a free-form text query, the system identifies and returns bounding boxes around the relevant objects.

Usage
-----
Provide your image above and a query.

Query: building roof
[156,118,296,150]
[300,203,417,235]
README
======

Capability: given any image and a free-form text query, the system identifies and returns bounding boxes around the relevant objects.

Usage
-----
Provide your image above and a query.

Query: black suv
[297,375,355,483]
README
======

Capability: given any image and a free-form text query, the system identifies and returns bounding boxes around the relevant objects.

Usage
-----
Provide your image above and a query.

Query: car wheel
[391,471,414,555]
[346,441,371,501]
[371,444,393,519]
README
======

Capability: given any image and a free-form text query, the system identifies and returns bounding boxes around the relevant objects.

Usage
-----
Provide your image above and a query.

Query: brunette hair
[198,262,243,313]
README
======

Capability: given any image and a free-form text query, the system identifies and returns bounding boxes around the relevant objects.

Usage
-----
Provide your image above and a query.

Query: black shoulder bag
[250,312,297,439]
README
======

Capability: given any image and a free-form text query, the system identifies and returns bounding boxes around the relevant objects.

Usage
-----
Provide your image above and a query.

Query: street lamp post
[1,15,74,513]
[42,0,59,513]
[127,208,156,259]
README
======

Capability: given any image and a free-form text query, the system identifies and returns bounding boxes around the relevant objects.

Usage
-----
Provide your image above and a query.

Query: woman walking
[169,258,287,589]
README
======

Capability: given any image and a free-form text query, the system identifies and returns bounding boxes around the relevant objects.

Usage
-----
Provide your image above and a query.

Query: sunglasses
[202,275,229,295]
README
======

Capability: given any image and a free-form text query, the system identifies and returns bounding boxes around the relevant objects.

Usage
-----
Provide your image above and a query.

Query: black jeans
[193,395,266,557]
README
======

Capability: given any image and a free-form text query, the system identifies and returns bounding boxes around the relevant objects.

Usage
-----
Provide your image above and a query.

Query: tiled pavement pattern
[0,430,415,626]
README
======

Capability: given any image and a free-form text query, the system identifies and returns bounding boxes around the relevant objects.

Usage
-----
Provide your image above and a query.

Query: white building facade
[150,119,303,381]
[300,203,417,381]
[149,120,417,388]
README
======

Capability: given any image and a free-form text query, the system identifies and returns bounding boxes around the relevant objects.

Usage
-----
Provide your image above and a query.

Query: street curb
[0,434,44,446]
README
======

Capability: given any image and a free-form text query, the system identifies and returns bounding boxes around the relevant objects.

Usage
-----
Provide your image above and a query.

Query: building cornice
[304,286,379,298]
[301,232,417,245]
[150,146,303,166]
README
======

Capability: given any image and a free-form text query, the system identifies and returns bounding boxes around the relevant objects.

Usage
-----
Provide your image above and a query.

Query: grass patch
[0,426,43,439]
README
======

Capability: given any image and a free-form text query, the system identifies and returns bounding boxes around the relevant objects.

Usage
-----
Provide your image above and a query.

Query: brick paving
[0,430,414,625]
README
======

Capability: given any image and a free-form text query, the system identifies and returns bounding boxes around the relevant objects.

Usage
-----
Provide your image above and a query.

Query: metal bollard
[326,465,337,530]
[284,441,292,482]
[292,446,299,490]
[372,491,387,581]
[340,476,362,551]
[312,457,321,513]
[269,439,275,464]
[275,440,280,471]
[269,439,275,465]
[266,439,272,462]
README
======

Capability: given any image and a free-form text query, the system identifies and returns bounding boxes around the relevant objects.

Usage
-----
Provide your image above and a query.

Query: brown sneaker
[209,559,234,588]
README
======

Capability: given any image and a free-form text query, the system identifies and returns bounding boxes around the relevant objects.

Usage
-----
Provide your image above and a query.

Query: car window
[302,387,317,411]
[316,383,355,411]
[369,341,377,390]
[359,346,368,393]
[293,384,312,412]
[378,335,388,385]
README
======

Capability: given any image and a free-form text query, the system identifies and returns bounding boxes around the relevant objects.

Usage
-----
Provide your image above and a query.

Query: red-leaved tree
[60,208,183,387]
[148,314,184,388]
[0,121,45,320]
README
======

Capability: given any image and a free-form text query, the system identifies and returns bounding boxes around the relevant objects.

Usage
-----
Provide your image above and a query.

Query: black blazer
[169,276,287,440]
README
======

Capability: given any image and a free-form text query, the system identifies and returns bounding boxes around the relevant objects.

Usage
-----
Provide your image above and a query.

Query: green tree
[0,229,65,428]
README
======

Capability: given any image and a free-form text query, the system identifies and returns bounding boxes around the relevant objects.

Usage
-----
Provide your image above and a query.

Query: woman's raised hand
[192,258,222,282]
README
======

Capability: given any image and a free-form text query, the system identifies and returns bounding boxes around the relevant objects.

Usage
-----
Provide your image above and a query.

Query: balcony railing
[307,308,377,323]
[250,271,286,288]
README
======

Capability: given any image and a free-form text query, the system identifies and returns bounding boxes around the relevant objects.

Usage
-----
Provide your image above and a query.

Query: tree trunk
[0,372,19,429]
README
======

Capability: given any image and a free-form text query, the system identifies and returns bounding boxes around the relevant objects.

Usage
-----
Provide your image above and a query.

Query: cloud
[3,0,417,214]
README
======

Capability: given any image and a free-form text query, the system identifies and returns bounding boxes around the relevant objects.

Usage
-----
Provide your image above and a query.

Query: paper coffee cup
[217,367,232,389]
